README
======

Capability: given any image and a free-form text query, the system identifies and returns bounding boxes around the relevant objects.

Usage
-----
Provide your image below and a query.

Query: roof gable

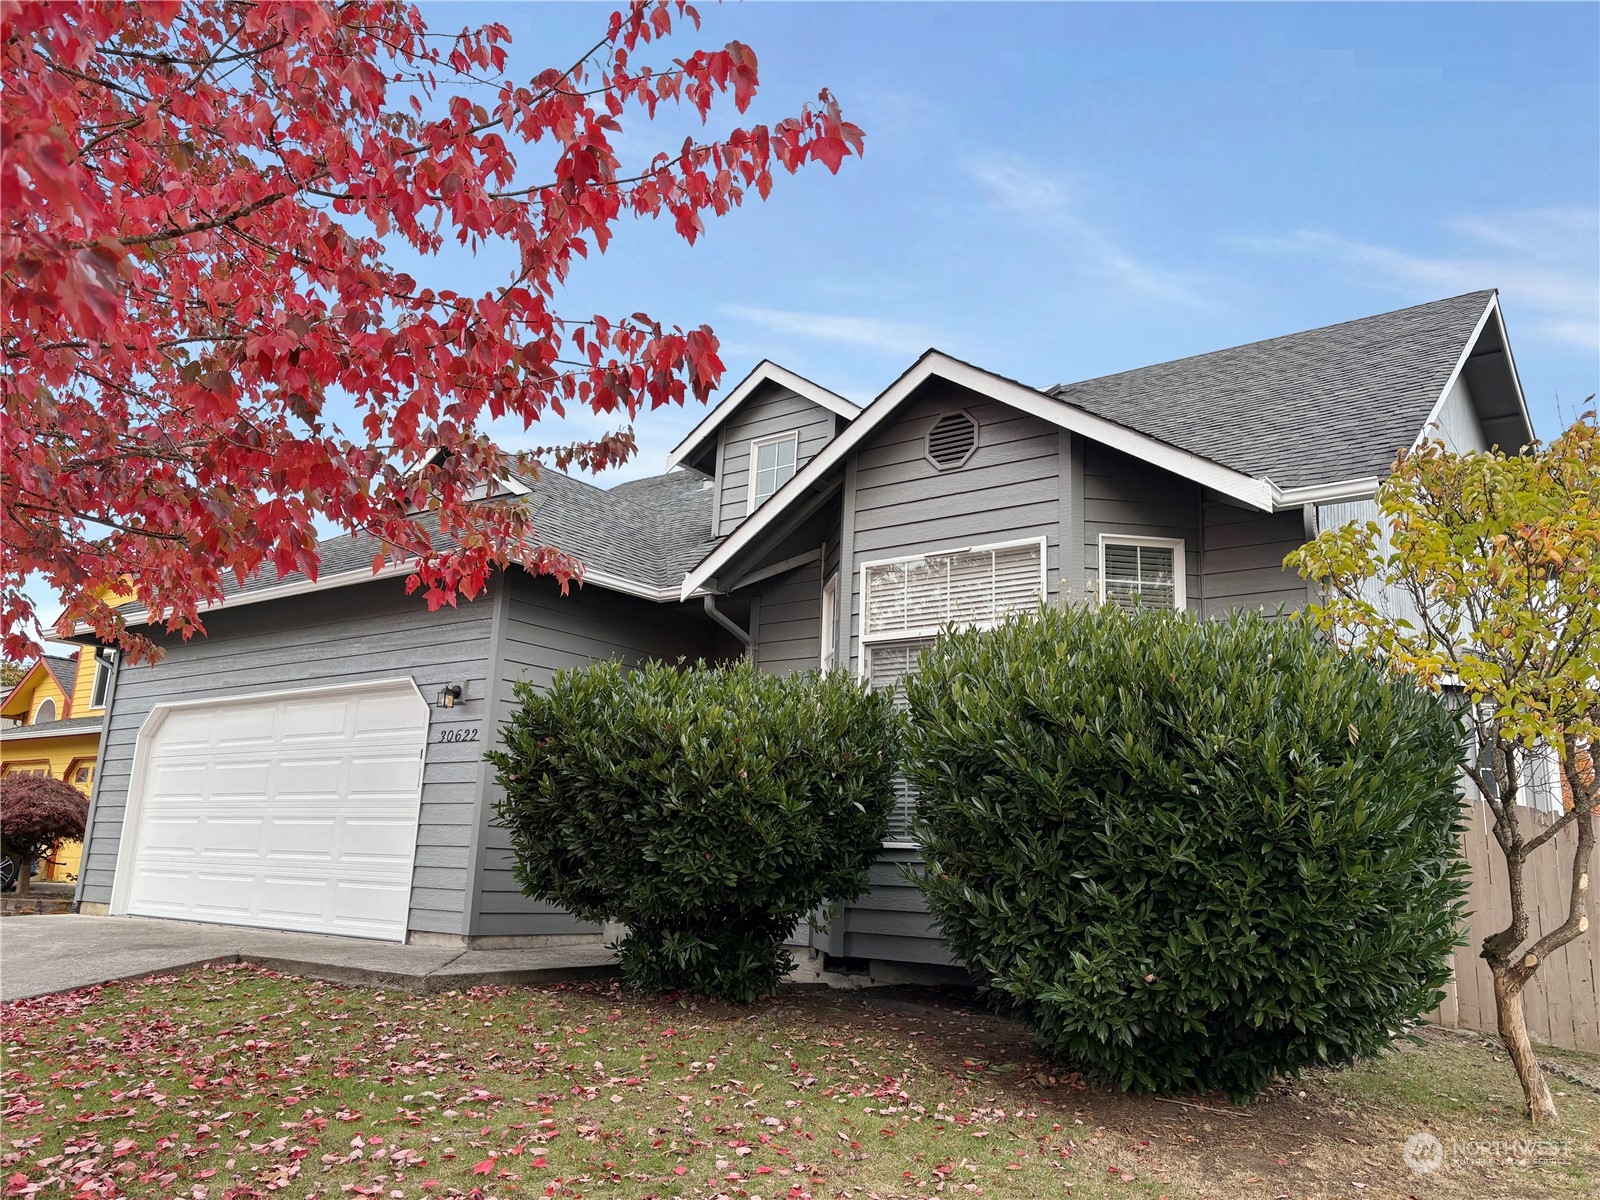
[1,655,75,720]
[666,361,859,471]
[680,351,1279,599]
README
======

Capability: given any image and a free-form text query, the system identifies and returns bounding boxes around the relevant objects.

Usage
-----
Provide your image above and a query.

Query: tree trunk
[9,851,29,897]
[1491,964,1558,1124]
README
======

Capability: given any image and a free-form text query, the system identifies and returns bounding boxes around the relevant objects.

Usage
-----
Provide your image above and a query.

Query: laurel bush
[905,606,1467,1099]
[489,659,899,1001]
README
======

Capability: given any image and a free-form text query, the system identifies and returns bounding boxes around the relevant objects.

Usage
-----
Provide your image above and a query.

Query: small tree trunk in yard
[7,850,29,897]
[1490,964,1558,1125]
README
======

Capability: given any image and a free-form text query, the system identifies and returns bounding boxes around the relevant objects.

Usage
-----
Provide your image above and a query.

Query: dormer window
[747,432,798,513]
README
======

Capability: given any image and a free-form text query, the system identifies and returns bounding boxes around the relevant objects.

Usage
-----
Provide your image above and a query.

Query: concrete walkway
[0,915,617,1001]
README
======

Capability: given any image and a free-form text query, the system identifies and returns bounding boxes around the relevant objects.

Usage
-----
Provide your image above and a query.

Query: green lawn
[2,964,1595,1199]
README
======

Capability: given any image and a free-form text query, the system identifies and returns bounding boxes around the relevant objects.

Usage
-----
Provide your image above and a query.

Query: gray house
[71,290,1534,972]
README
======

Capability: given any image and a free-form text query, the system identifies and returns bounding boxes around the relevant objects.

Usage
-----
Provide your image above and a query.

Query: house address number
[437,727,480,743]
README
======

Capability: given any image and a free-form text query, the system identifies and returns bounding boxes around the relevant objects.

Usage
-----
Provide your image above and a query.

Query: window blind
[1102,542,1177,611]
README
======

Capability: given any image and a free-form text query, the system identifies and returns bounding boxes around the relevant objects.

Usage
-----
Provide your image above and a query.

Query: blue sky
[448,0,1597,476]
[24,2,1600,634]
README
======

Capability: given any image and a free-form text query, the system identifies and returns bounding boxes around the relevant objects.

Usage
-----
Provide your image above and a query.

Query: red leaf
[472,1158,496,1176]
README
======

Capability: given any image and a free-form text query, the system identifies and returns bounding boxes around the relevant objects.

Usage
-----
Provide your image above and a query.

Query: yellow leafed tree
[1289,414,1598,1125]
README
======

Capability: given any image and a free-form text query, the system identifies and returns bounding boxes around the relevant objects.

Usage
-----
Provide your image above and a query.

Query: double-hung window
[860,537,1047,843]
[747,432,798,513]
[1098,535,1185,611]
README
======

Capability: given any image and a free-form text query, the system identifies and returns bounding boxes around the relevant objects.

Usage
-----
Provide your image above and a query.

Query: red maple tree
[1,1,861,661]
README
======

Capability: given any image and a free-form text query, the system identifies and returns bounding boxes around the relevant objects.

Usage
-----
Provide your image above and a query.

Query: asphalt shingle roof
[39,655,76,696]
[198,292,1497,612]
[1048,290,1495,489]
[218,466,717,603]
[1,714,104,741]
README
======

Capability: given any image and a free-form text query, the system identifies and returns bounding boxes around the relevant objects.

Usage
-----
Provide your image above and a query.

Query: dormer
[667,361,859,537]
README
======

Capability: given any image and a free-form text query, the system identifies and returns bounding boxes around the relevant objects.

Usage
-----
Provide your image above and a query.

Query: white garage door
[116,679,429,942]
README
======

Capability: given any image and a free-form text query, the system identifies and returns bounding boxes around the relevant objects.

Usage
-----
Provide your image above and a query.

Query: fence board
[1428,799,1600,1052]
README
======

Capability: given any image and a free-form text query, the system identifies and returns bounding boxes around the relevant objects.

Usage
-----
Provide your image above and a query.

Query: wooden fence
[1428,799,1600,1052]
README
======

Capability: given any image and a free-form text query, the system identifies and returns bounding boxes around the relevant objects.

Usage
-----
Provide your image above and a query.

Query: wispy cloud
[1238,208,1599,352]
[964,155,1205,306]
[720,304,937,356]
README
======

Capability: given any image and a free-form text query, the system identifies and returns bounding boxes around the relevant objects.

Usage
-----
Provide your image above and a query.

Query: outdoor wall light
[436,684,463,709]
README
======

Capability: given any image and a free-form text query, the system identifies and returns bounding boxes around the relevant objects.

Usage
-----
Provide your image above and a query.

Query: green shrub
[488,659,900,1002]
[905,606,1467,1099]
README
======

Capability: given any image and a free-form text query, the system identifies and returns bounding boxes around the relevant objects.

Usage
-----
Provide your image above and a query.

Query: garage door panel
[215,707,275,747]
[140,815,202,856]
[122,681,428,942]
[274,758,344,797]
[339,819,416,862]
[149,761,208,797]
[259,817,338,859]
[198,817,264,856]
[213,761,273,796]
[356,692,430,734]
[349,754,422,795]
[282,698,353,741]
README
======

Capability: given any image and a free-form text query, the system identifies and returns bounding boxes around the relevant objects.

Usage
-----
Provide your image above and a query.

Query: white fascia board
[577,568,708,604]
[1412,292,1534,451]
[665,360,860,470]
[680,352,1276,601]
[1271,477,1382,508]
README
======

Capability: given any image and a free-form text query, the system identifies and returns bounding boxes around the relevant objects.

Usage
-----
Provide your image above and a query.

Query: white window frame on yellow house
[2,761,51,778]
[90,652,115,709]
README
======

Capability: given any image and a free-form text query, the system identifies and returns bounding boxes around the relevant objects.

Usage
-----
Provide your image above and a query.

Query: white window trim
[1097,534,1187,612]
[856,535,1048,849]
[857,535,1049,664]
[820,573,839,671]
[746,430,800,515]
[90,653,114,709]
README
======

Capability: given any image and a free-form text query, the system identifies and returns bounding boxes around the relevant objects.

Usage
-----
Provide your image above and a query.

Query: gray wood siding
[848,385,1063,673]
[716,386,838,535]
[473,573,724,937]
[752,558,824,676]
[1081,441,1202,606]
[1200,500,1311,616]
[834,849,955,965]
[80,578,497,937]
[836,383,1063,963]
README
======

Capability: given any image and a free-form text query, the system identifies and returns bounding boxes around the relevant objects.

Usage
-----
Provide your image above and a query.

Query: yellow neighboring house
[0,649,113,883]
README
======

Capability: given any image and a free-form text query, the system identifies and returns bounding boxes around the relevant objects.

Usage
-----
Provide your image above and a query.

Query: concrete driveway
[0,915,615,1001]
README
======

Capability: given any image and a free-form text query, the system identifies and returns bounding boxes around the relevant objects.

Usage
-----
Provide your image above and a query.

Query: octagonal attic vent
[925,410,979,470]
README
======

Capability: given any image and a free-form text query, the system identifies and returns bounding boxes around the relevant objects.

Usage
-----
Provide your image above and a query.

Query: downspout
[703,594,754,662]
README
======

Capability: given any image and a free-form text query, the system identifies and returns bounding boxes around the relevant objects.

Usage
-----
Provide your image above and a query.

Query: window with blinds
[864,639,934,841]
[859,538,1045,842]
[1099,537,1185,611]
[863,539,1045,639]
